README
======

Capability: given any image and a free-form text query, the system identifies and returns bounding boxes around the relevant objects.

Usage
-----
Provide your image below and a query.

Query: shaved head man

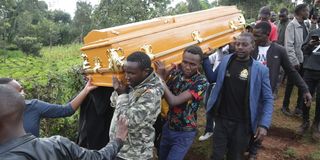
[0,84,128,160]
[0,85,25,144]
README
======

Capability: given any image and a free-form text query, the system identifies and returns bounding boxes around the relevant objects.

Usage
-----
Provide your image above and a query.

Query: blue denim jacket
[203,54,274,133]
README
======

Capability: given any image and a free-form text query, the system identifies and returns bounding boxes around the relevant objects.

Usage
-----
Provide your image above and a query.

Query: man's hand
[154,61,175,80]
[115,115,128,142]
[84,77,98,92]
[303,92,312,107]
[294,64,300,70]
[308,39,320,47]
[154,61,166,80]
[112,76,127,95]
[254,127,267,142]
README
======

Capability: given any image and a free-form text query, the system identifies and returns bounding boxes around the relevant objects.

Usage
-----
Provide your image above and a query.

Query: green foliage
[283,147,297,159]
[72,1,93,43]
[0,43,83,139]
[14,36,42,56]
[220,0,295,20]
[92,0,170,29]
[309,150,320,160]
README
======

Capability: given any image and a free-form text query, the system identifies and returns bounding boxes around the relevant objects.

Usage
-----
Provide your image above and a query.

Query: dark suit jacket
[252,42,308,93]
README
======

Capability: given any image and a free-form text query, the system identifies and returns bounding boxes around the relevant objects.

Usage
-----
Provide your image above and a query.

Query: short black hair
[279,8,289,15]
[0,78,13,84]
[238,32,255,44]
[0,84,25,121]
[126,51,152,70]
[254,21,272,35]
[259,6,271,16]
[184,45,203,60]
[295,4,308,15]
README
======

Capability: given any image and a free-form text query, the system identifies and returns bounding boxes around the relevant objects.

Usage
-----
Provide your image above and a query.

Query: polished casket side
[80,6,245,87]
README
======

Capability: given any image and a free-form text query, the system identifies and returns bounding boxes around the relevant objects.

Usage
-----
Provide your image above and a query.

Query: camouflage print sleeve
[110,91,118,108]
[118,88,162,132]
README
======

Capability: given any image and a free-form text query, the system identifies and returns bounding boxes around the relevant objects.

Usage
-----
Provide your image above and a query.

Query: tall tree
[72,1,93,43]
[92,0,170,29]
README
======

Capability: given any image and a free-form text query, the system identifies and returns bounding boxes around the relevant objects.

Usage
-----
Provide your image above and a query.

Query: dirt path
[184,86,320,160]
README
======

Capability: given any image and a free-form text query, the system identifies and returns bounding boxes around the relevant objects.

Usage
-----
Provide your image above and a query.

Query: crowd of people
[1,1,320,160]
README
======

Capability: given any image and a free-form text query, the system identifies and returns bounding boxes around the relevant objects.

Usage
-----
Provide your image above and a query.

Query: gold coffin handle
[107,48,125,72]
[141,44,155,60]
[192,30,203,43]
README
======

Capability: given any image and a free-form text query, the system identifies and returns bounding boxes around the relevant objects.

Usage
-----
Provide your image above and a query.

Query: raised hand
[112,76,127,95]
[84,76,98,92]
[116,115,128,142]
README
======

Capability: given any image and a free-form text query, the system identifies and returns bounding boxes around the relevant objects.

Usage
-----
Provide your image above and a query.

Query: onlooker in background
[198,44,233,141]
[155,45,208,160]
[283,3,310,116]
[271,11,278,24]
[277,8,290,46]
[309,0,320,30]
[203,32,274,160]
[0,77,97,137]
[258,6,278,42]
[300,27,320,140]
[0,84,128,160]
[109,51,164,160]
[248,21,312,159]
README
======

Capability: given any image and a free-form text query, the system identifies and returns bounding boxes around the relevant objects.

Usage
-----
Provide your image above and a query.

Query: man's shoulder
[271,43,286,52]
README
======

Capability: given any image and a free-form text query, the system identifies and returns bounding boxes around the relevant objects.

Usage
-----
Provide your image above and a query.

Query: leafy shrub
[14,36,42,56]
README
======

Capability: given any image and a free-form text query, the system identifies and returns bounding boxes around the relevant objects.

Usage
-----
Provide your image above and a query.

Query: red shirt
[256,20,278,42]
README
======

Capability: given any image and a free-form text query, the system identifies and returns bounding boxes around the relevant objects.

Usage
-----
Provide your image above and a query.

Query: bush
[15,36,42,56]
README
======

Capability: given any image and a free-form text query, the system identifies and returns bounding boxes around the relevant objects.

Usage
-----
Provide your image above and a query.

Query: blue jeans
[159,123,196,160]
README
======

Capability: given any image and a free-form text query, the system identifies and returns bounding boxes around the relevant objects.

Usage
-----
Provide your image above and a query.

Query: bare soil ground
[184,85,320,160]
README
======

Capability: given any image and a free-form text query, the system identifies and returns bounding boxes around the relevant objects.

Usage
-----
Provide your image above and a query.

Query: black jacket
[302,29,320,71]
[253,42,308,93]
[0,134,123,160]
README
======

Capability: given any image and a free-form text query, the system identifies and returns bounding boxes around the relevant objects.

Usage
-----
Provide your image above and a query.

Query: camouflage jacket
[109,71,164,160]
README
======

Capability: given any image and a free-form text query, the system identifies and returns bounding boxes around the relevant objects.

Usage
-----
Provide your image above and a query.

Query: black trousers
[282,66,304,110]
[302,69,320,123]
[212,118,251,160]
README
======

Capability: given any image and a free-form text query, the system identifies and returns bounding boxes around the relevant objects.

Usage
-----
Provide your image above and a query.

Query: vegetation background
[1,0,319,159]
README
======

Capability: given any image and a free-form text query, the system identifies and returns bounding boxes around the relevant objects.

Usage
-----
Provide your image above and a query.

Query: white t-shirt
[257,45,270,65]
[209,45,230,72]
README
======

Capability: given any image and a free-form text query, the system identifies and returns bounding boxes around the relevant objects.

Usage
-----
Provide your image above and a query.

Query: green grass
[283,147,297,159]
[0,43,82,90]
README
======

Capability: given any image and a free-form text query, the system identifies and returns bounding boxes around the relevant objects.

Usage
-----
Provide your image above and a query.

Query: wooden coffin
[80,6,245,87]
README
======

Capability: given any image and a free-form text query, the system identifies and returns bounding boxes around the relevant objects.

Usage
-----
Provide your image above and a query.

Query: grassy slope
[0,44,82,90]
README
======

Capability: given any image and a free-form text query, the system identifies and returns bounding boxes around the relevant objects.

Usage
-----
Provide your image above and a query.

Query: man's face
[8,80,24,97]
[253,28,269,46]
[271,12,277,22]
[300,7,310,20]
[279,14,288,23]
[123,61,148,87]
[259,14,270,22]
[181,52,201,78]
[235,36,254,59]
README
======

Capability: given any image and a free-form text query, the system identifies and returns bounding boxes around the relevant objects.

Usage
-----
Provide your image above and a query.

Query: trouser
[212,118,251,160]
[154,115,166,155]
[302,69,320,124]
[282,66,304,110]
[159,123,196,160]
[248,136,262,156]
[204,83,215,133]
